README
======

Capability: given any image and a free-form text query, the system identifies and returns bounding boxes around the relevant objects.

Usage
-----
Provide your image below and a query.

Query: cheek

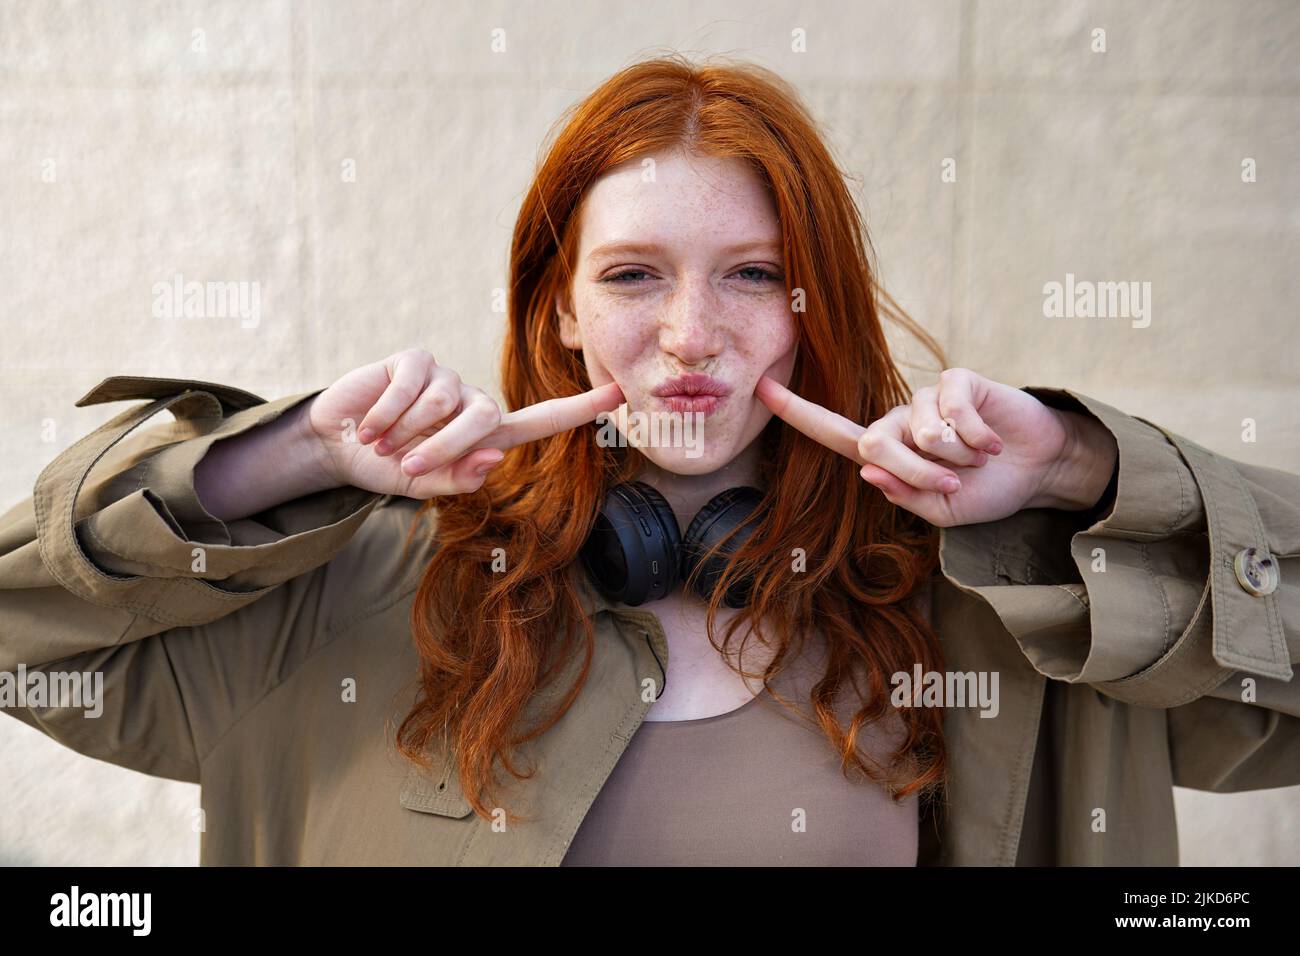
[573,299,653,384]
[744,308,798,382]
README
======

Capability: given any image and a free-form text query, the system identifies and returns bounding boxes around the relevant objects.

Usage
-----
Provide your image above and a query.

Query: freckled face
[556,150,799,475]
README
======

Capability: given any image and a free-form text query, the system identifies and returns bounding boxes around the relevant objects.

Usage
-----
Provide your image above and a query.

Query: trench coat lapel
[919,567,1048,865]
[396,564,659,865]
[397,561,1044,866]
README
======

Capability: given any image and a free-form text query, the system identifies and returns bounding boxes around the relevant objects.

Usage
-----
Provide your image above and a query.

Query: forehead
[576,150,780,253]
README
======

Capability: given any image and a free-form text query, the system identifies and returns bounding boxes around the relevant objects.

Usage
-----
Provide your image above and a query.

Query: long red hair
[397,52,947,825]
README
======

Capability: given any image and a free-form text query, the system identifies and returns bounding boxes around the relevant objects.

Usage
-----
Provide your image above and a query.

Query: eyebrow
[586,239,782,261]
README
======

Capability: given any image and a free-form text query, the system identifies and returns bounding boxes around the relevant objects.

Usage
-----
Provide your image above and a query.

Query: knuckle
[469,397,501,429]
[914,425,942,448]
[387,382,419,405]
[425,388,456,418]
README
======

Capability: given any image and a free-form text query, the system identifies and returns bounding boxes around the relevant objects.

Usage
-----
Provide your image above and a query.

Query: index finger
[486,381,627,451]
[755,374,866,463]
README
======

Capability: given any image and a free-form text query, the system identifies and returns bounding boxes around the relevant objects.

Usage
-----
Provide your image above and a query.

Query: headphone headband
[580,481,766,608]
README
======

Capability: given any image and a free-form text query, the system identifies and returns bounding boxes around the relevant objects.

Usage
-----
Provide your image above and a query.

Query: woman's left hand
[755,367,1118,528]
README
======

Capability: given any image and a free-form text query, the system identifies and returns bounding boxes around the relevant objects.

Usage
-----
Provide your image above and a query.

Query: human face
[556,149,798,478]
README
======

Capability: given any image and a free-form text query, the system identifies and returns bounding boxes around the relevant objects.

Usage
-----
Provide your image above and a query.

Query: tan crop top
[561,636,918,866]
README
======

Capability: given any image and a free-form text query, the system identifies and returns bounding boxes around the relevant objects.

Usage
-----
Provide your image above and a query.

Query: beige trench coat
[1,375,1297,865]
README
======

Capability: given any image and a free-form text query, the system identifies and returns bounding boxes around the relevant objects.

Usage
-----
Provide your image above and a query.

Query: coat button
[1233,547,1279,597]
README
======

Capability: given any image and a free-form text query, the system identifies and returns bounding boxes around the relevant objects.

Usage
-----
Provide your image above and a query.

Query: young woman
[2,55,1296,866]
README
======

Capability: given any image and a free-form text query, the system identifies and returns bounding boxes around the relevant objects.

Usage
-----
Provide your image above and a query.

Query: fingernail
[985,440,1003,455]
[358,427,375,443]
[403,455,426,475]
[475,454,504,476]
[939,476,961,494]
[375,439,392,455]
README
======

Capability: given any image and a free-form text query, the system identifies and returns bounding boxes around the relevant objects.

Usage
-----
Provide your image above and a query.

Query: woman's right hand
[304,348,625,499]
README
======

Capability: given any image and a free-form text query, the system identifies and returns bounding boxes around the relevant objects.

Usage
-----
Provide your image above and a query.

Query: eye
[602,269,655,283]
[600,265,784,285]
[733,266,783,283]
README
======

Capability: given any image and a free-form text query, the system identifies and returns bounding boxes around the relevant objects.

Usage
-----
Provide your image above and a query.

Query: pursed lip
[650,373,733,398]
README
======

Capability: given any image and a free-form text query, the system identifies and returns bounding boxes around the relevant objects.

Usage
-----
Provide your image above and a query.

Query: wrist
[1031,409,1119,511]
[193,392,341,523]
[290,394,346,495]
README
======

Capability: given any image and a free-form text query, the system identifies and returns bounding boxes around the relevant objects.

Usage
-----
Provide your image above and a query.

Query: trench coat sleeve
[937,387,1299,792]
[0,375,385,782]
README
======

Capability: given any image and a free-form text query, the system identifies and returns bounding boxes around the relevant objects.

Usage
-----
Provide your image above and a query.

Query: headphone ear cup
[579,481,681,607]
[681,486,766,608]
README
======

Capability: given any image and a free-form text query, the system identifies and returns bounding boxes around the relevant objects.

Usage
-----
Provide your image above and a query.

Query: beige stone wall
[2,0,1296,864]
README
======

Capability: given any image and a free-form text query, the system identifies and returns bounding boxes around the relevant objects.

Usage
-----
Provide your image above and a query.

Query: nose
[658,275,725,366]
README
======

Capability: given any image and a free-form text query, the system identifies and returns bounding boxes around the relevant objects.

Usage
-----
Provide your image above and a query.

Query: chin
[635,445,735,476]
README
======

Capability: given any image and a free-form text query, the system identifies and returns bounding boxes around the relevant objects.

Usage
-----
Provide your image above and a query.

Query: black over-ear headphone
[579,481,768,608]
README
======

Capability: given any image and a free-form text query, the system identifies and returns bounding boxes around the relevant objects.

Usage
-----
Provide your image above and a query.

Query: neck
[632,434,766,528]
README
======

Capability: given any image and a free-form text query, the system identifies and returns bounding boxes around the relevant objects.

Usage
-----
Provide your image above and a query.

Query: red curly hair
[396,52,948,825]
